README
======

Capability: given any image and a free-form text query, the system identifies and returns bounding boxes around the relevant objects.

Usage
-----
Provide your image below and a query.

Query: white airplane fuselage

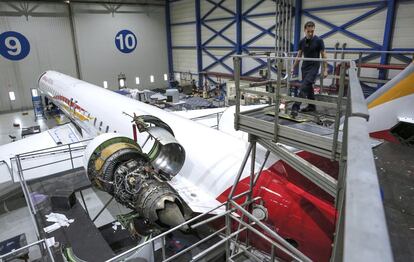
[39,71,338,262]
[39,71,274,198]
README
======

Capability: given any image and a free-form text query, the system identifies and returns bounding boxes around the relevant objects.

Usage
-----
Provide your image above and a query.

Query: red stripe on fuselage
[370,129,399,143]
[53,95,87,113]
[217,151,338,262]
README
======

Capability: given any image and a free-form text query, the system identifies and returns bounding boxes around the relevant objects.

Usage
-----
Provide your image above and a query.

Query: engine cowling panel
[83,133,187,230]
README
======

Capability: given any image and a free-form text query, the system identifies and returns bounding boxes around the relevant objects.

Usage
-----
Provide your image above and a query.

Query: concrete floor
[374,142,414,262]
[0,206,43,260]
[0,110,51,259]
[0,110,49,146]
[0,188,119,260]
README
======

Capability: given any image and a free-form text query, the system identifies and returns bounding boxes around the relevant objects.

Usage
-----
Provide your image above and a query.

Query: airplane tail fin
[367,61,414,142]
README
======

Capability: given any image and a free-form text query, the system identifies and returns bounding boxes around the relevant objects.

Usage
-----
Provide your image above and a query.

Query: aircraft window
[94,118,97,126]
[105,126,109,133]
[100,121,103,127]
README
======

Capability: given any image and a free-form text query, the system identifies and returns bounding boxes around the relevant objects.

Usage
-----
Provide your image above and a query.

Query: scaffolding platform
[226,53,393,262]
[237,105,343,160]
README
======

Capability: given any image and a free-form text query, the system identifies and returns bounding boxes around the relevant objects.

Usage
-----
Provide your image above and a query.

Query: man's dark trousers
[292,65,319,112]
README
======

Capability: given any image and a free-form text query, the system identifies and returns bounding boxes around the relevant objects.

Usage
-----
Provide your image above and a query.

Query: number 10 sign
[115,30,137,54]
[0,31,30,61]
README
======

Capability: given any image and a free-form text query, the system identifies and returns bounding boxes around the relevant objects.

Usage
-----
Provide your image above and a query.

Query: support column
[165,0,173,84]
[67,2,82,79]
[379,0,396,82]
[236,0,242,75]
[293,0,302,51]
[195,0,203,89]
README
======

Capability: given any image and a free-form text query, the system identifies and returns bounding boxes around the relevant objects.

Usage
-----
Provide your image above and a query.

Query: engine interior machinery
[83,115,188,231]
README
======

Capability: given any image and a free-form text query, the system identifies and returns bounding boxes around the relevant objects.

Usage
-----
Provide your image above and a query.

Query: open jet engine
[83,117,187,230]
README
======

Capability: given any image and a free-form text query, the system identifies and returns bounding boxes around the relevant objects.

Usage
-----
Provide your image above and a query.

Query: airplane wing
[172,107,226,128]
[0,123,86,187]
[0,121,224,215]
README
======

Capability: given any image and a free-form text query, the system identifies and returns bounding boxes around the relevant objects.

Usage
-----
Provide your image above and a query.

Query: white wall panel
[0,3,76,113]
[346,9,386,44]
[241,57,264,77]
[392,1,414,49]
[202,49,233,73]
[303,0,377,9]
[202,21,236,46]
[170,0,197,77]
[170,0,412,83]
[243,16,277,47]
[0,2,168,112]
[217,0,236,15]
[302,7,386,49]
[243,0,275,15]
[72,4,168,90]
[201,0,235,20]
[173,49,197,73]
[172,24,196,46]
[388,57,408,79]
[171,0,195,23]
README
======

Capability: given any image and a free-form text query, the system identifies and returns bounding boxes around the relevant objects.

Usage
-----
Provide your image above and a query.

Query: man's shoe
[290,110,298,118]
[300,106,316,113]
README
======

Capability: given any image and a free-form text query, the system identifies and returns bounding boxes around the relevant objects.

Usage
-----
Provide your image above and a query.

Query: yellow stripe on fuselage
[61,104,93,122]
[368,64,414,109]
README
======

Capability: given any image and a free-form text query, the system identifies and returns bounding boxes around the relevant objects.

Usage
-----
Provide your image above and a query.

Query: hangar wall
[0,3,76,113]
[0,2,168,113]
[168,0,414,86]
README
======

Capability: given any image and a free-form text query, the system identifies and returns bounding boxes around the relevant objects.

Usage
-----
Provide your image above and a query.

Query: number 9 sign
[115,30,137,54]
[0,31,30,61]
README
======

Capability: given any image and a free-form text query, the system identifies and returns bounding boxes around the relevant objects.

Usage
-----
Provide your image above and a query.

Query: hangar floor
[0,109,413,261]
[374,142,414,261]
[0,110,49,145]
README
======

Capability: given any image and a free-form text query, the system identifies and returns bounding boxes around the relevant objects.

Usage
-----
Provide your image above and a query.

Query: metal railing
[0,238,55,262]
[231,53,393,261]
[0,160,13,183]
[106,192,262,262]
[290,49,414,86]
[233,54,347,198]
[6,51,396,261]
[105,191,311,262]
[9,139,91,262]
[1,141,90,262]
[190,111,224,129]
[8,139,277,262]
[340,61,393,262]
[9,138,91,183]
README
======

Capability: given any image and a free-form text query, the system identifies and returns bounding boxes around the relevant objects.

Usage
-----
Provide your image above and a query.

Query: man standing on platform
[291,21,328,117]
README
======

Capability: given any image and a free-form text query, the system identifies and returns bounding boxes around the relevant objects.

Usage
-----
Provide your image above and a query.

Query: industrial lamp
[118,73,126,89]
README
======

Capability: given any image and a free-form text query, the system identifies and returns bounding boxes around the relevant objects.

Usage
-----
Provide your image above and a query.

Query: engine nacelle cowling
[83,133,187,230]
